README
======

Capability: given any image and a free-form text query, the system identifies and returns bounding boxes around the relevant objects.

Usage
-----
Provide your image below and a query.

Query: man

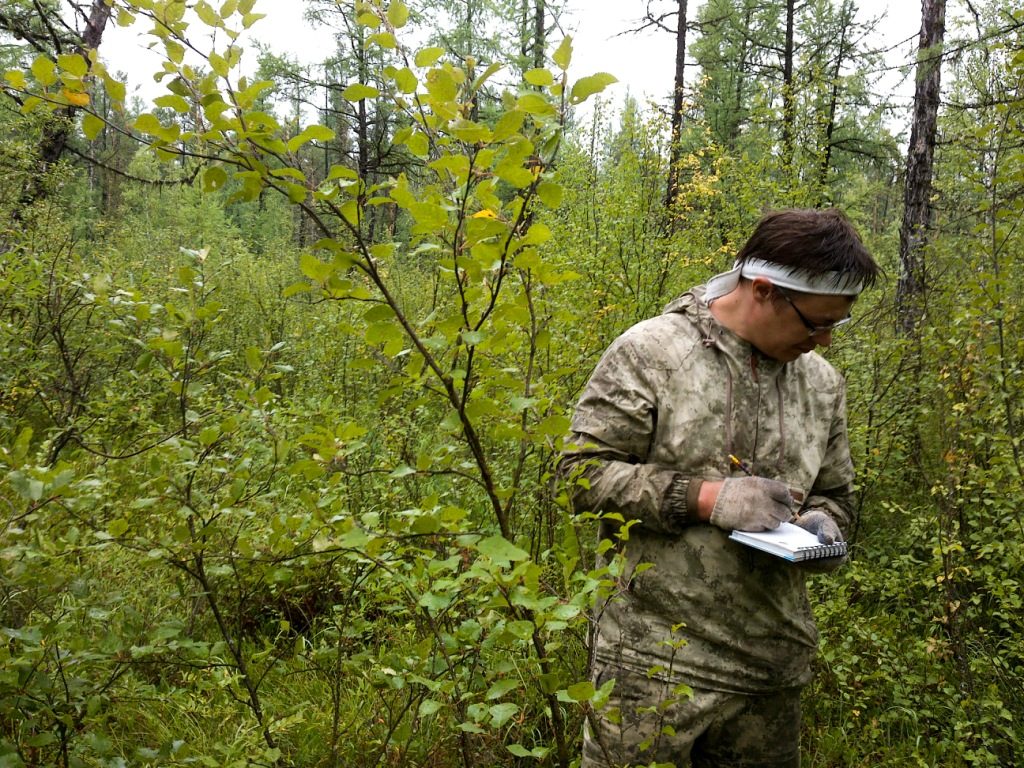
[561,208,880,767]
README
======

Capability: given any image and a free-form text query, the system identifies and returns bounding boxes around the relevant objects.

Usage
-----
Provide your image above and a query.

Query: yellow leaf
[471,209,499,219]
[63,89,90,107]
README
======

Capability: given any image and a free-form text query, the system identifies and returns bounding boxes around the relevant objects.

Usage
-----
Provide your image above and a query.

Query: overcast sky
[101,0,923,125]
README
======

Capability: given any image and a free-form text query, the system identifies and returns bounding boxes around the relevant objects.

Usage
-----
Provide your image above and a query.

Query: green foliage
[3,0,1024,766]
[1,2,620,766]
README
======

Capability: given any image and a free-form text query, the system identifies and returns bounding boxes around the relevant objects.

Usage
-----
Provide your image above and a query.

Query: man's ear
[750,277,775,304]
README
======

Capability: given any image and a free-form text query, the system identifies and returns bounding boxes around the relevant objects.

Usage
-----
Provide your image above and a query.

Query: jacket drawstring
[776,374,786,473]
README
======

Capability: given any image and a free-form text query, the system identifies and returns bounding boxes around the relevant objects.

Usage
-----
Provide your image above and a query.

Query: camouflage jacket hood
[563,286,855,692]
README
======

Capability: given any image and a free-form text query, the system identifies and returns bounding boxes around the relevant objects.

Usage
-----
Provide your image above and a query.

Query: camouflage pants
[581,663,801,768]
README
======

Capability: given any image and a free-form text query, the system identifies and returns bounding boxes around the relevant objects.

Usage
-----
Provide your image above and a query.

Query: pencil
[729,454,753,475]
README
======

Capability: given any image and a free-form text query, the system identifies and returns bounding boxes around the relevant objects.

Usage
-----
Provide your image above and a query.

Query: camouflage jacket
[562,287,856,693]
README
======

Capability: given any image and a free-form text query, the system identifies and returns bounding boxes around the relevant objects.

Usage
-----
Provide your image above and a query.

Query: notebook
[729,521,847,562]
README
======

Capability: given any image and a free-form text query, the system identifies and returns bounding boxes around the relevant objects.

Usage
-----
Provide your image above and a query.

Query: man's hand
[793,509,842,544]
[709,477,794,531]
[794,509,847,572]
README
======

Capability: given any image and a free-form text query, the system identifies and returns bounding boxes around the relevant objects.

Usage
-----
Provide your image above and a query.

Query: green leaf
[154,94,190,113]
[535,414,570,437]
[570,72,618,105]
[245,346,262,370]
[366,321,403,348]
[415,47,445,67]
[26,732,57,748]
[342,83,380,101]
[3,69,27,90]
[209,51,230,77]
[199,426,220,447]
[405,131,429,157]
[524,68,554,87]
[356,11,381,28]
[133,113,164,136]
[418,591,451,612]
[369,32,398,49]
[283,282,312,298]
[476,535,529,565]
[165,39,185,64]
[203,166,228,192]
[327,164,358,181]
[284,182,307,203]
[31,56,57,87]
[288,124,335,152]
[103,73,126,104]
[57,53,88,78]
[449,118,490,143]
[340,200,359,227]
[489,703,519,728]
[419,699,442,717]
[479,60,504,85]
[387,0,410,28]
[300,253,333,282]
[82,112,105,140]
[536,180,563,208]
[492,109,525,141]
[552,37,573,70]
[271,166,307,182]
[507,744,549,758]
[195,1,221,27]
[566,681,595,702]
[393,66,417,93]
[306,124,335,142]
[486,679,520,700]
[21,95,43,114]
[516,93,555,116]
[425,69,458,101]
[524,222,552,244]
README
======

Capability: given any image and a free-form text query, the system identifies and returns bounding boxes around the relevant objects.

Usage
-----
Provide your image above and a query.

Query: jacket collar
[663,285,786,376]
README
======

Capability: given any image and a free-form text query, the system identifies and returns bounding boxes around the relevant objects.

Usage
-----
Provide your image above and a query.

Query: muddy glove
[793,509,842,544]
[794,509,846,572]
[710,477,793,532]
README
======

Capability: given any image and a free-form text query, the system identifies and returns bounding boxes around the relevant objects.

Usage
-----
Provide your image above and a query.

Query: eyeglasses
[775,287,852,336]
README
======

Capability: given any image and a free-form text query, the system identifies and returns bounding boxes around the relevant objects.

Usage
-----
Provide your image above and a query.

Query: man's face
[755,289,857,362]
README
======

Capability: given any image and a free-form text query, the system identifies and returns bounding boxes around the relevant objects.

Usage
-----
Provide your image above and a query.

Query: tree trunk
[817,1,854,199]
[533,0,545,70]
[897,0,946,334]
[665,0,689,210]
[21,0,112,207]
[729,3,755,146]
[781,0,795,168]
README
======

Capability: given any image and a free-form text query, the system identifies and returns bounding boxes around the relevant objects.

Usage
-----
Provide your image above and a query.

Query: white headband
[704,258,865,303]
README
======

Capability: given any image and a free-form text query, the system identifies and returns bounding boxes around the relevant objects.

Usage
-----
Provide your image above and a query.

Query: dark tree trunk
[782,0,795,167]
[817,2,853,199]
[665,0,689,210]
[897,0,946,334]
[533,0,545,70]
[19,0,113,207]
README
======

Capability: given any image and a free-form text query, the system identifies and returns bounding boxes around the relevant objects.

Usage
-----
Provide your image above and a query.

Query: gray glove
[794,509,846,572]
[710,477,794,532]
[793,509,842,544]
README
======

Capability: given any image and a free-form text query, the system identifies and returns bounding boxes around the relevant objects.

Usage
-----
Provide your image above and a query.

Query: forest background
[0,0,1020,767]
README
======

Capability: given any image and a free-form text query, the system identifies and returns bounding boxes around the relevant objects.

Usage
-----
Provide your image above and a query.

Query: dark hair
[735,208,880,291]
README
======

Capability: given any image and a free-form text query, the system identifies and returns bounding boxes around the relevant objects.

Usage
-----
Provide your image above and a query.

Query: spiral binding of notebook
[728,522,848,562]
